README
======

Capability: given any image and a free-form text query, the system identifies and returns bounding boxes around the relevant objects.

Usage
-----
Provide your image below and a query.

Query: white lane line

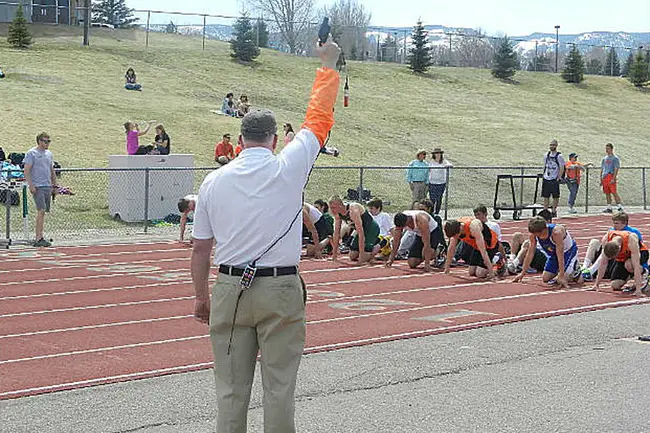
[0,246,187,263]
[0,279,494,338]
[0,272,418,301]
[0,292,650,376]
[305,298,650,352]
[0,262,391,287]
[0,257,190,274]
[0,296,194,319]
[0,315,193,339]
[0,362,214,399]
[0,335,207,365]
[0,273,476,319]
[307,287,613,325]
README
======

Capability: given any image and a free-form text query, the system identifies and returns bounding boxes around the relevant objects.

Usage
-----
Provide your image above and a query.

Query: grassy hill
[1,25,649,238]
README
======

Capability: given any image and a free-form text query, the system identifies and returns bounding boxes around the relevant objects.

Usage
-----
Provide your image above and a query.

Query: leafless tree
[454,29,495,68]
[319,0,371,60]
[249,0,315,54]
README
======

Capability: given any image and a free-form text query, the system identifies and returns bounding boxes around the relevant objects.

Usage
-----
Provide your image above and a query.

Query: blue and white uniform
[536,223,578,274]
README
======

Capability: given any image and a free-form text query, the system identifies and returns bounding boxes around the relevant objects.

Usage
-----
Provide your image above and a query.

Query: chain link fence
[2,165,649,246]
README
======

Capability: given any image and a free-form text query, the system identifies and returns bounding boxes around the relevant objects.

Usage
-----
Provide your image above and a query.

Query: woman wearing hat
[406,149,430,205]
[428,147,452,215]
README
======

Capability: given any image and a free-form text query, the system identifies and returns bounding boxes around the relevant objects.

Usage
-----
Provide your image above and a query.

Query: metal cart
[493,174,544,220]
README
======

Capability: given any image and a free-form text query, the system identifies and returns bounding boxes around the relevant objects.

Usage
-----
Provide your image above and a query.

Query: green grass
[1,25,649,239]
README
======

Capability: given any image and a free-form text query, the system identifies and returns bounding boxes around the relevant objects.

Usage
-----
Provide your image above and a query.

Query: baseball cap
[569,152,578,158]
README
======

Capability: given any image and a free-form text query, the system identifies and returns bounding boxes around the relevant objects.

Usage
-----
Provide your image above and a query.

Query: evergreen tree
[407,20,432,73]
[251,19,269,48]
[380,33,397,62]
[92,0,138,28]
[7,3,32,49]
[561,45,585,83]
[628,52,649,87]
[165,21,177,34]
[230,15,260,62]
[622,52,634,76]
[603,48,620,76]
[491,36,517,80]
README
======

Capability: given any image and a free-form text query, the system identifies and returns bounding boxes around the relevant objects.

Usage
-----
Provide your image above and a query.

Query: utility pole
[554,25,560,72]
[448,33,452,66]
[534,40,538,71]
[82,0,90,46]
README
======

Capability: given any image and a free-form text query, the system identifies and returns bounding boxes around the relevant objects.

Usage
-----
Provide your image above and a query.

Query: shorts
[544,243,578,275]
[602,173,617,195]
[468,246,498,269]
[408,228,444,260]
[350,219,380,253]
[32,186,52,212]
[530,249,548,272]
[303,216,333,245]
[610,250,649,281]
[541,179,560,199]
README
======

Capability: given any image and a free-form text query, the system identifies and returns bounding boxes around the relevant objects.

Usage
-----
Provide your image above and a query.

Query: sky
[126,0,650,35]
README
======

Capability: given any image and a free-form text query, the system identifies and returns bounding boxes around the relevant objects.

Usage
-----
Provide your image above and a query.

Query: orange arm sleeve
[301,67,340,147]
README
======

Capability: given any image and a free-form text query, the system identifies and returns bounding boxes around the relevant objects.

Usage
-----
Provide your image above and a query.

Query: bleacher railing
[1,165,648,246]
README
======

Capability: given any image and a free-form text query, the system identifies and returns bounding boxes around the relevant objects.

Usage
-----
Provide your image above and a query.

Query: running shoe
[568,207,578,214]
[33,238,51,247]
[571,265,583,281]
[581,268,594,282]
[602,207,613,214]
[506,259,518,275]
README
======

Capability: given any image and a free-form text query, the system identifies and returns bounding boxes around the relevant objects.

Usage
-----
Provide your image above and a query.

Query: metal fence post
[358,167,364,200]
[145,10,151,48]
[584,167,589,213]
[144,168,150,233]
[519,167,525,210]
[640,167,648,210]
[443,166,450,220]
[202,15,206,51]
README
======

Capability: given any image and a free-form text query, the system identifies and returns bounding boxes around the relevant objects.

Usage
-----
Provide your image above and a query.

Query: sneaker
[339,245,350,254]
[616,205,624,212]
[33,238,51,248]
[581,268,593,282]
[506,259,518,275]
[552,210,558,218]
[571,265,583,281]
[568,207,578,214]
[621,286,636,294]
[602,207,613,214]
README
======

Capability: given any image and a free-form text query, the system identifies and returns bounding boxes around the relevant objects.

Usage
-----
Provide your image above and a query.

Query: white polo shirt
[192,129,320,267]
[403,210,437,237]
[304,203,322,224]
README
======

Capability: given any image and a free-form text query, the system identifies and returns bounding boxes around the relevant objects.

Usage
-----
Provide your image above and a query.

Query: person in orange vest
[564,152,593,214]
[443,217,498,279]
[592,230,649,294]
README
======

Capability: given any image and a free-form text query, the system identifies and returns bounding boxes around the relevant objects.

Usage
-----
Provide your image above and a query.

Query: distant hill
[150,22,650,61]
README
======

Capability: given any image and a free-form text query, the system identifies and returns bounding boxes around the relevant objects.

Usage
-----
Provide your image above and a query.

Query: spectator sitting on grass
[0,66,5,78]
[124,68,142,91]
[283,123,296,145]
[153,125,171,155]
[237,94,251,115]
[124,121,152,155]
[221,93,238,116]
[214,133,235,165]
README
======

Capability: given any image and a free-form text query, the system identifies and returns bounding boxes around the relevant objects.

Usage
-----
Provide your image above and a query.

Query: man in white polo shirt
[190,37,341,433]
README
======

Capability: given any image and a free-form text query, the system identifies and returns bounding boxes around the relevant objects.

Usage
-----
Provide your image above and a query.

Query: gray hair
[240,109,277,144]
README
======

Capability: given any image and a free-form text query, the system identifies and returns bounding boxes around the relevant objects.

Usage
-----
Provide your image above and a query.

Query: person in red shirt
[564,152,593,214]
[214,133,235,165]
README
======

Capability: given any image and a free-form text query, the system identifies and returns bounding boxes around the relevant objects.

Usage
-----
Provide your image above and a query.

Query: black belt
[219,265,298,277]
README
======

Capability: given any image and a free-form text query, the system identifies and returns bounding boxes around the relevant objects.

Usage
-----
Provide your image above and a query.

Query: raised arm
[300,37,341,147]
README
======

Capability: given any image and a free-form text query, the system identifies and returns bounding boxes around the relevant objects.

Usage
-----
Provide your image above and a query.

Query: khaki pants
[209,273,306,433]
[410,181,428,202]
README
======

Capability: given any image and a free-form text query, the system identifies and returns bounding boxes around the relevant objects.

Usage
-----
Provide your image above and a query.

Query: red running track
[2,213,650,400]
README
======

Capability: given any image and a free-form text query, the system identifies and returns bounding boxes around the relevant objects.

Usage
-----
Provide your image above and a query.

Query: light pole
[554,25,560,72]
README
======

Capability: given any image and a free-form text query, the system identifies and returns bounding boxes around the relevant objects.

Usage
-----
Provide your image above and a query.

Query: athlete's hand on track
[385,259,394,268]
[513,273,524,283]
